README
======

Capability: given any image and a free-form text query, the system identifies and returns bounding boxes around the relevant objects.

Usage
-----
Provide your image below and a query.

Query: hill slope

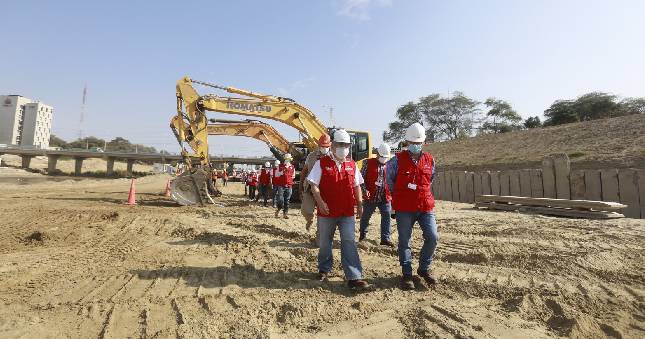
[425,114,645,170]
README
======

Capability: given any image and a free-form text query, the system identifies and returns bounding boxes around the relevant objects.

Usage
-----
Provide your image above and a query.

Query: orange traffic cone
[164,179,171,197]
[125,178,137,205]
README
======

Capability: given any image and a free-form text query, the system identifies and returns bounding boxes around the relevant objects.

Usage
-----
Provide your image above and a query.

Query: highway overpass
[0,148,274,176]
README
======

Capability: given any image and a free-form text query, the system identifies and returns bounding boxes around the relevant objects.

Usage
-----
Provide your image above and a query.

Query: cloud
[277,77,316,97]
[337,0,393,21]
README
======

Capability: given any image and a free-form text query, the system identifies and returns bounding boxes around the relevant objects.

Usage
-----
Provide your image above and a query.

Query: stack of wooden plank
[474,195,626,219]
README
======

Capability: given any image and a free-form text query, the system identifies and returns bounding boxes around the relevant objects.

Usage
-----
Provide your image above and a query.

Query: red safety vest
[364,158,391,202]
[247,174,258,187]
[277,163,295,187]
[272,167,282,186]
[392,151,435,212]
[259,168,271,185]
[317,155,357,217]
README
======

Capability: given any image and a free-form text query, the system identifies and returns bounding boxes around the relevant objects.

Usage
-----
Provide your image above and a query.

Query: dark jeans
[275,186,292,213]
[395,211,439,276]
[257,184,270,205]
[359,200,392,242]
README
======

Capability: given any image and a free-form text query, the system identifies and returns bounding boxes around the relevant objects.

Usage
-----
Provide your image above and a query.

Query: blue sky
[2,0,643,156]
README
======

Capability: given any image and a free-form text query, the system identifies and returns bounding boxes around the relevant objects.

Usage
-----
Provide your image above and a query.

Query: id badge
[407,183,417,190]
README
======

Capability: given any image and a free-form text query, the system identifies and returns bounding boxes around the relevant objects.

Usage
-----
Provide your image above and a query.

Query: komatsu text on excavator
[170,76,372,206]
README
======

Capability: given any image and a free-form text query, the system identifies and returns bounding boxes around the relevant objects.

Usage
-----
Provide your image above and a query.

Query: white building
[0,95,53,148]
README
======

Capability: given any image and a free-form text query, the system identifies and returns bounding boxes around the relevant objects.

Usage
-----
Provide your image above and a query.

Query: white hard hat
[284,153,293,160]
[333,129,351,144]
[377,142,391,157]
[274,160,280,165]
[405,123,426,143]
[265,162,270,167]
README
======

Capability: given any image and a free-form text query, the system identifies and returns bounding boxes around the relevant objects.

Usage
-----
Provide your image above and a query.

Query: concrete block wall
[431,155,645,219]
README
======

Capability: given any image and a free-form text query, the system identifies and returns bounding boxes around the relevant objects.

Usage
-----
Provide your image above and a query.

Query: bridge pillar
[21,155,33,169]
[74,157,85,176]
[106,157,116,176]
[47,155,61,174]
[126,159,135,177]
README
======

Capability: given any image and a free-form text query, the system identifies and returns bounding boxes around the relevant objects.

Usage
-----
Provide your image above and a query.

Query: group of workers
[231,122,438,291]
[241,154,296,219]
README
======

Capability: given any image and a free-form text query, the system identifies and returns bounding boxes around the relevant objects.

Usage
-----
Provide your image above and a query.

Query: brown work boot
[400,275,415,290]
[274,210,280,218]
[283,212,289,219]
[358,233,367,242]
[317,271,329,281]
[417,269,437,286]
[347,279,370,290]
[305,220,313,231]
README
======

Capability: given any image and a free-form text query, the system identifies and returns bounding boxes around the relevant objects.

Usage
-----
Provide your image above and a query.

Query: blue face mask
[408,144,422,154]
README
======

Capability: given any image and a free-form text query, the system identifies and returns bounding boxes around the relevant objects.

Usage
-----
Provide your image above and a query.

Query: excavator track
[170,168,218,206]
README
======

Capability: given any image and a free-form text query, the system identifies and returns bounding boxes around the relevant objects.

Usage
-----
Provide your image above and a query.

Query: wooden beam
[474,202,624,219]
[475,195,626,211]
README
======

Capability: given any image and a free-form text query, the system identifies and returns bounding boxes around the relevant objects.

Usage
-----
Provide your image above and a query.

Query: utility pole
[79,85,86,140]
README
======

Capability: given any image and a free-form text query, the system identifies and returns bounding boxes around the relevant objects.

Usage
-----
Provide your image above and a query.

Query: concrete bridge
[0,148,274,176]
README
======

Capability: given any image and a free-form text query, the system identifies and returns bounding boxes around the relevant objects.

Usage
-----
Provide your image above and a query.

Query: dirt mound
[426,114,645,170]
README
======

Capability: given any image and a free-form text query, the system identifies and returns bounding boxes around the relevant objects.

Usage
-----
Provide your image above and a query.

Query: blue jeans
[317,216,363,280]
[275,186,292,213]
[359,200,392,242]
[395,211,439,276]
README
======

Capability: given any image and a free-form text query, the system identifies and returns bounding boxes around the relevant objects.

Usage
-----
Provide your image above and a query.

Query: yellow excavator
[170,76,372,206]
[206,119,304,164]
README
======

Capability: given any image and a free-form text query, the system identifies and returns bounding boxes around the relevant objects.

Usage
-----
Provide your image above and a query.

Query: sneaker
[317,272,328,281]
[358,233,367,242]
[380,240,394,247]
[416,269,437,285]
[347,279,370,290]
[400,275,415,290]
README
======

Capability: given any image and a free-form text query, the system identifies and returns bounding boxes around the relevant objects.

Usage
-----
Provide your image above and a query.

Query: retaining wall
[432,154,645,219]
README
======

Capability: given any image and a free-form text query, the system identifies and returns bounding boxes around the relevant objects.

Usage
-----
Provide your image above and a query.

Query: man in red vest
[255,162,273,206]
[247,169,258,200]
[307,129,369,290]
[274,154,295,219]
[359,142,394,247]
[386,123,438,290]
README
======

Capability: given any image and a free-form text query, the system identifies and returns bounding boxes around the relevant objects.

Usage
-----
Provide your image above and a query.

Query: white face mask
[319,147,330,155]
[334,147,350,160]
[378,157,388,164]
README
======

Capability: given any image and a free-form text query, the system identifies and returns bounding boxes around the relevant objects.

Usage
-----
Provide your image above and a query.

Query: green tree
[618,97,645,115]
[574,92,621,121]
[383,102,424,144]
[68,136,105,149]
[481,98,522,133]
[524,116,542,129]
[424,92,480,140]
[49,134,68,148]
[544,100,578,126]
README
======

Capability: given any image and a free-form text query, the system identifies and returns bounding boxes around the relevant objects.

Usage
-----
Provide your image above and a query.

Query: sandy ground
[0,172,643,338]
[0,154,153,175]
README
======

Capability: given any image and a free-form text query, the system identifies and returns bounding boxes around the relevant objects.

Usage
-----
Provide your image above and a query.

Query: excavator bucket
[170,168,218,206]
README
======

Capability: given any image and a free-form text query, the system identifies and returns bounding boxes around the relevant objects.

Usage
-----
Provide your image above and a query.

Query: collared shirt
[361,159,386,203]
[306,157,364,187]
[386,151,436,194]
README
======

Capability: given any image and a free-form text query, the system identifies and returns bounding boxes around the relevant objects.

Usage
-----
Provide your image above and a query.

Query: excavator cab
[349,131,371,164]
